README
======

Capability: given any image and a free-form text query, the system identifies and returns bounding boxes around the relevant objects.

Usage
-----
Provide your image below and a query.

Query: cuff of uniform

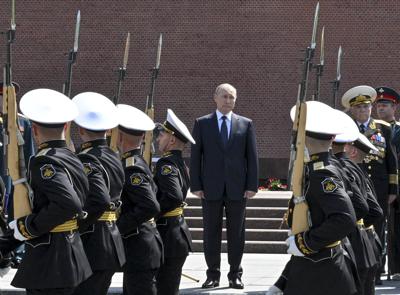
[294,232,316,255]
[17,216,36,240]
[389,174,398,185]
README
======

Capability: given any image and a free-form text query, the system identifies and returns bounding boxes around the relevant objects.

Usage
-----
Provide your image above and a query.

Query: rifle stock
[3,83,31,218]
[143,102,154,165]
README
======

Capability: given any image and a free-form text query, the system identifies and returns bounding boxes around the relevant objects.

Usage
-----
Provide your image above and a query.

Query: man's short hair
[215,83,237,98]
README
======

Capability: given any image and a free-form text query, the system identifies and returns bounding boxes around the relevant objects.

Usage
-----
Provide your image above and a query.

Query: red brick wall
[1,1,399,177]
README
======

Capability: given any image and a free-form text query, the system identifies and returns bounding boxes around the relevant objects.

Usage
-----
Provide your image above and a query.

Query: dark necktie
[221,116,228,146]
[359,124,366,134]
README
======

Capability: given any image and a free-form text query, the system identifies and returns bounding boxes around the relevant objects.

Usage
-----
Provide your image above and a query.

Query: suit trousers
[72,269,115,295]
[202,198,246,280]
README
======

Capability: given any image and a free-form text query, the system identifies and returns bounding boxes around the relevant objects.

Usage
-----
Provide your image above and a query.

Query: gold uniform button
[368,174,371,177]
[368,166,372,169]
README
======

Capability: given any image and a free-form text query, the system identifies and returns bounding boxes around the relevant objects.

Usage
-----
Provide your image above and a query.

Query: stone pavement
[0,253,399,294]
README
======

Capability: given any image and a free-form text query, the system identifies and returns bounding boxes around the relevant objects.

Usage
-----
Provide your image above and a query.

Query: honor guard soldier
[154,109,194,295]
[345,133,384,294]
[374,86,400,280]
[274,101,358,295]
[342,85,398,284]
[9,89,92,295]
[332,111,383,295]
[116,104,163,295]
[71,92,126,295]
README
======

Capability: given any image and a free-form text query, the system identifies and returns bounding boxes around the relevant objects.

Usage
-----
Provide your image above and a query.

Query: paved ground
[0,253,399,294]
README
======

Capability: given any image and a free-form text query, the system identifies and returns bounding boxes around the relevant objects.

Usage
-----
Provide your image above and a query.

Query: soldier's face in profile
[214,89,236,114]
[350,103,372,123]
[375,101,395,121]
[157,130,171,153]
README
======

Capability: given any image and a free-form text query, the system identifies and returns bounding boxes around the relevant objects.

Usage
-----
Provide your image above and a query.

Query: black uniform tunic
[11,140,92,291]
[73,139,126,295]
[116,149,163,295]
[154,150,192,294]
[284,152,357,295]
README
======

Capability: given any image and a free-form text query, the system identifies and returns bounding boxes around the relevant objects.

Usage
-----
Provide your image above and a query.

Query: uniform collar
[121,148,141,160]
[309,152,331,163]
[334,151,348,160]
[38,140,67,151]
[80,138,108,151]
[162,150,182,157]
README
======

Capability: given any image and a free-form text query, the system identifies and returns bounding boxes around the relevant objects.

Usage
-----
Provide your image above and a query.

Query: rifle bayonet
[313,26,324,101]
[310,2,319,50]
[332,45,342,108]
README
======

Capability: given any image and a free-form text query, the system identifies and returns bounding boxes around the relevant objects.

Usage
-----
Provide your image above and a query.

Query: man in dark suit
[190,83,258,289]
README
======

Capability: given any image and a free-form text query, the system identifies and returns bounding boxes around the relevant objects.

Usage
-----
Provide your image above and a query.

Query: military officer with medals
[9,89,92,295]
[374,86,400,279]
[342,85,398,284]
[71,92,126,295]
[116,104,163,295]
[154,109,194,295]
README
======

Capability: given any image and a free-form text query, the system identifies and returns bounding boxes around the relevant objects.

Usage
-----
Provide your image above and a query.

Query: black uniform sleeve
[383,125,398,195]
[17,157,83,238]
[364,177,384,227]
[296,170,356,254]
[117,166,160,235]
[344,166,369,220]
[155,160,183,216]
[77,154,110,231]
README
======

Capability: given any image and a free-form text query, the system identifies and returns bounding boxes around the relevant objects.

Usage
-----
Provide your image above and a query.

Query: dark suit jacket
[190,112,258,200]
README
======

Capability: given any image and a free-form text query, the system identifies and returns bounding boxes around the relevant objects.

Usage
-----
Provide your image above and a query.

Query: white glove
[9,220,28,241]
[266,285,283,295]
[0,266,11,277]
[286,235,304,256]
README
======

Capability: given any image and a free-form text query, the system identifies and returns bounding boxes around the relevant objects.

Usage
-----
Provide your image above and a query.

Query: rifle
[143,33,162,166]
[2,0,32,220]
[63,10,80,149]
[313,26,324,101]
[332,46,342,108]
[109,32,130,152]
[287,2,319,235]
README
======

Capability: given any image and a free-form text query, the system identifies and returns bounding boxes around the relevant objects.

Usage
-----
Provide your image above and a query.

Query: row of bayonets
[4,1,163,114]
[303,2,342,108]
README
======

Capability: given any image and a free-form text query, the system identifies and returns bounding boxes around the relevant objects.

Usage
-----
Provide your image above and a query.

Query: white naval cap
[341,85,377,109]
[158,109,195,144]
[333,110,360,143]
[117,104,155,133]
[72,92,118,131]
[290,101,344,138]
[353,133,379,154]
[20,88,78,125]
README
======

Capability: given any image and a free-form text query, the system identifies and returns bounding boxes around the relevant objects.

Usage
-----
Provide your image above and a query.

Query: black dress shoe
[202,278,219,288]
[229,277,244,289]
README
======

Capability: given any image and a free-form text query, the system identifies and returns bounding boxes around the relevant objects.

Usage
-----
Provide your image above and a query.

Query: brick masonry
[0,1,399,178]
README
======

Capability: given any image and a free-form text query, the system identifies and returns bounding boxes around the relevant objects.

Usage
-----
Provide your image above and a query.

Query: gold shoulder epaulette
[79,147,93,154]
[395,121,400,127]
[125,156,135,167]
[374,119,391,127]
[313,161,325,171]
[36,148,51,157]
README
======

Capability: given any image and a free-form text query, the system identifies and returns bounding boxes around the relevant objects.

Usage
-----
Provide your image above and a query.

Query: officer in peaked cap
[115,104,162,295]
[9,89,92,295]
[332,110,383,295]
[71,92,126,295]
[343,85,398,284]
[374,86,400,280]
[268,101,358,295]
[154,109,194,295]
